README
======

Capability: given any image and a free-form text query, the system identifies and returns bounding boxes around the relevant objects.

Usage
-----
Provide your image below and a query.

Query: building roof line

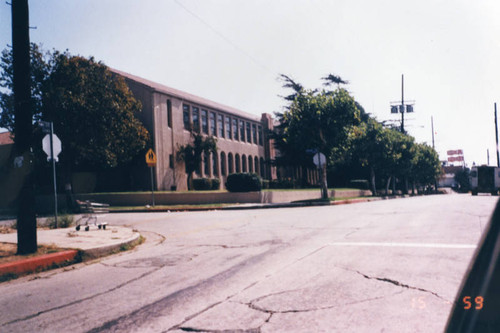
[110,68,261,122]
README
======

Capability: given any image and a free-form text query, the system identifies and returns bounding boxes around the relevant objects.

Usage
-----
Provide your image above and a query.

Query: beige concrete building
[111,69,277,191]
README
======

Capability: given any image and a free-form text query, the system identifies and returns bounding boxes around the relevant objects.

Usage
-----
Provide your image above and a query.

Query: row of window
[183,103,263,145]
[196,151,267,179]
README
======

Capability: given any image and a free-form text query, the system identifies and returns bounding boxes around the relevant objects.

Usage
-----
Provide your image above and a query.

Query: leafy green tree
[282,88,360,198]
[42,54,149,170]
[177,133,217,190]
[0,43,48,131]
[0,44,150,195]
[410,143,442,190]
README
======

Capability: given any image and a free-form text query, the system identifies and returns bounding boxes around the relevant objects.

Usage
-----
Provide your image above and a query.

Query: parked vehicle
[469,166,500,195]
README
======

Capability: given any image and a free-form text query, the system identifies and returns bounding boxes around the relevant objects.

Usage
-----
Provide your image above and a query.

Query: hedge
[192,178,221,191]
[225,173,262,192]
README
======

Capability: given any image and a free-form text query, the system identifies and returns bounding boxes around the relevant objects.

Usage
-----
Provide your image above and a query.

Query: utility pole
[495,103,499,167]
[390,74,414,134]
[12,0,37,254]
[431,116,435,149]
[401,74,405,133]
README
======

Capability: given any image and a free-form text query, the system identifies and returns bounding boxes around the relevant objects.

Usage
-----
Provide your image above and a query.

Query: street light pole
[401,74,405,133]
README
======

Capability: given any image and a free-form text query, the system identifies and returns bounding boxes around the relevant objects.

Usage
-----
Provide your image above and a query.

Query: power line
[173,0,275,75]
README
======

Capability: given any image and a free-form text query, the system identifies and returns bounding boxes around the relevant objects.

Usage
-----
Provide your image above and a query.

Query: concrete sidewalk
[0,226,140,280]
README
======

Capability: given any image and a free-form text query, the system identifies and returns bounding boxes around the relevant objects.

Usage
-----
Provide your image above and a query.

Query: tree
[177,133,217,190]
[42,54,149,171]
[0,43,48,131]
[1,44,150,201]
[410,143,442,191]
[281,88,360,198]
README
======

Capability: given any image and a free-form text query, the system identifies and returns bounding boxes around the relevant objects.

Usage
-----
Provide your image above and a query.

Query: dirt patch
[0,242,68,265]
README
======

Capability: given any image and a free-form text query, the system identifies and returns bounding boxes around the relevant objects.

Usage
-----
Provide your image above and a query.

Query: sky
[1,0,500,167]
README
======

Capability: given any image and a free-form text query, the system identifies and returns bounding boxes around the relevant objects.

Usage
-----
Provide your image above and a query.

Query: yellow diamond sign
[145,148,157,167]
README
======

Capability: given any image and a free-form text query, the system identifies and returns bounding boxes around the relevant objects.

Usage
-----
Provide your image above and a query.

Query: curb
[80,231,141,260]
[107,194,418,212]
[0,250,79,277]
[0,230,141,281]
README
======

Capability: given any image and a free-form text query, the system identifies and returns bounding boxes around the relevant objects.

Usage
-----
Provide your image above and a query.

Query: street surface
[0,193,497,332]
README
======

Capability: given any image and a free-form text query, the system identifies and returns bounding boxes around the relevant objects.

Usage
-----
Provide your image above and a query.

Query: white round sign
[313,152,326,167]
[42,134,62,161]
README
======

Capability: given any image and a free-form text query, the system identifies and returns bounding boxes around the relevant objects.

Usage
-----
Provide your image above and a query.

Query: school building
[111,69,280,191]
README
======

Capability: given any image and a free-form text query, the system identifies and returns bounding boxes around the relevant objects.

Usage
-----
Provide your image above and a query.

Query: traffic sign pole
[150,166,155,207]
[50,122,58,228]
[145,148,157,207]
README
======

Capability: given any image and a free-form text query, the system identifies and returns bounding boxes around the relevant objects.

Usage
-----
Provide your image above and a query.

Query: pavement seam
[1,265,163,328]
[351,269,451,303]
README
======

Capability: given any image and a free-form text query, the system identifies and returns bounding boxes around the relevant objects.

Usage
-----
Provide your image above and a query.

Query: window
[248,155,253,172]
[192,107,200,132]
[246,122,251,143]
[252,124,257,144]
[210,112,216,136]
[254,156,259,175]
[167,100,172,128]
[228,153,234,174]
[169,154,174,169]
[225,116,232,139]
[183,104,190,130]
[240,120,245,141]
[260,158,265,178]
[258,126,263,145]
[212,152,219,176]
[217,114,224,138]
[235,154,241,173]
[232,119,238,140]
[220,152,227,176]
[242,155,247,172]
[204,151,210,176]
[201,109,208,134]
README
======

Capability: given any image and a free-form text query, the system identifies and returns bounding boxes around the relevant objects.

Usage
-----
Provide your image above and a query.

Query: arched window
[235,154,241,173]
[248,155,253,173]
[204,151,210,176]
[260,158,266,178]
[167,100,172,128]
[220,152,227,176]
[242,155,247,172]
[212,152,219,177]
[254,156,259,175]
[228,153,234,174]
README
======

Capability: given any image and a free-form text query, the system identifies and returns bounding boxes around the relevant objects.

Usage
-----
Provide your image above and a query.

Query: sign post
[41,121,62,228]
[145,148,157,206]
[312,152,328,199]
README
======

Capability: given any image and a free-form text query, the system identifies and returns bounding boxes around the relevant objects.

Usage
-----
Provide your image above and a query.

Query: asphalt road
[0,193,497,333]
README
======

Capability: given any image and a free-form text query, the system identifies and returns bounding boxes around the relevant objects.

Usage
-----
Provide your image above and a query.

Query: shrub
[350,179,369,190]
[193,178,212,190]
[261,179,270,189]
[226,173,262,192]
[192,178,221,191]
[211,178,221,190]
[46,214,74,229]
[269,178,296,189]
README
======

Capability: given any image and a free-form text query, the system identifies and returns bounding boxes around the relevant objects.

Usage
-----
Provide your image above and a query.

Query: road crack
[352,269,450,302]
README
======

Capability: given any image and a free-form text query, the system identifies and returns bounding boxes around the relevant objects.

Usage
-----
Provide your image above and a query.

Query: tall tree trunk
[320,165,328,199]
[370,166,376,196]
[385,177,391,196]
[187,172,193,191]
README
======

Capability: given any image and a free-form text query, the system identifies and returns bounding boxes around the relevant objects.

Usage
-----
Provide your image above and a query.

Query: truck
[470,165,500,195]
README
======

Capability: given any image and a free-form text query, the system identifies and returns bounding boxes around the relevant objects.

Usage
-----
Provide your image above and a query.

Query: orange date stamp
[463,296,483,310]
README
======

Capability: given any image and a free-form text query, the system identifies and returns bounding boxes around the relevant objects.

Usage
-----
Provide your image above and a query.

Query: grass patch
[109,204,232,211]
[0,242,70,265]
[330,196,366,201]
